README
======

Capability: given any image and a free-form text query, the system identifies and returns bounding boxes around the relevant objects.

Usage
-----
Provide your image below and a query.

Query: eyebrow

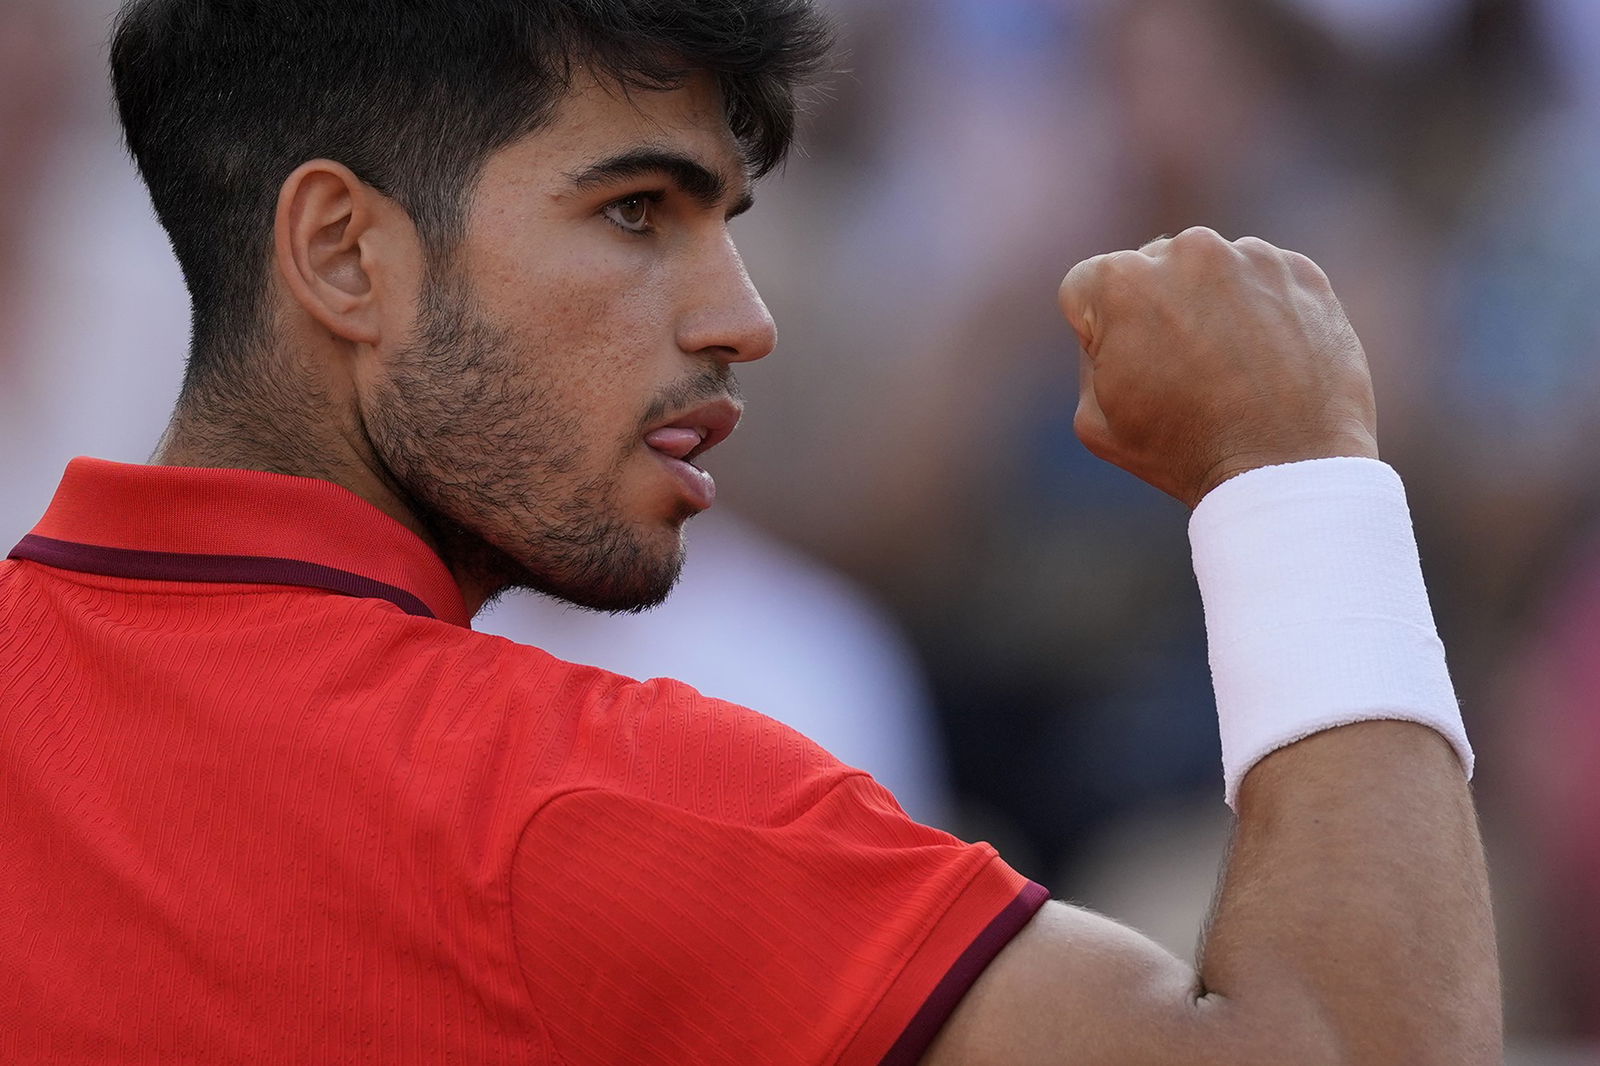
[565,147,755,218]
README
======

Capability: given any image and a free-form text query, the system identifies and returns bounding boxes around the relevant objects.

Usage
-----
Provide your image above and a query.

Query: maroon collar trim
[14,459,470,625]
[9,534,437,620]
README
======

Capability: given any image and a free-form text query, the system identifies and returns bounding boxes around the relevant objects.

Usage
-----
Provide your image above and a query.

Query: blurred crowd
[3,0,1598,1058]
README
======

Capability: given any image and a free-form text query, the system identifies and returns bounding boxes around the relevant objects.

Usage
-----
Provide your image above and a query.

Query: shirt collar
[8,458,471,627]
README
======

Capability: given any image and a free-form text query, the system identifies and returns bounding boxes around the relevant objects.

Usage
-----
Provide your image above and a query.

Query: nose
[674,236,777,365]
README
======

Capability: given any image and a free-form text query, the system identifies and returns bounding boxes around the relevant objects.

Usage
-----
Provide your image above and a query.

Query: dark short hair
[110,0,833,387]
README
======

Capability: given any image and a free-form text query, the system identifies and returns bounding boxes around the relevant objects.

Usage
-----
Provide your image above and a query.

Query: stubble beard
[363,269,688,615]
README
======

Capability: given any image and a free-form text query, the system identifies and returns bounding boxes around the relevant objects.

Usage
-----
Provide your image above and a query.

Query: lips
[643,397,742,467]
[640,395,742,513]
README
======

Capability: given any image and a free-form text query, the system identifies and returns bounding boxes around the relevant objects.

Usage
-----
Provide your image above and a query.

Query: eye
[603,194,657,234]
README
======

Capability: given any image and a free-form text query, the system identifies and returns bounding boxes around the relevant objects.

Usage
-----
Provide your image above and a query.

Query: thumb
[1058,253,1107,356]
[1073,348,1113,460]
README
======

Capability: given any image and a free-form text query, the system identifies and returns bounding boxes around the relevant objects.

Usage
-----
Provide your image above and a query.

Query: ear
[274,159,409,347]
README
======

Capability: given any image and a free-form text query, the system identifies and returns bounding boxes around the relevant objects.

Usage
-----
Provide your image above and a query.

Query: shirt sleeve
[510,768,1047,1065]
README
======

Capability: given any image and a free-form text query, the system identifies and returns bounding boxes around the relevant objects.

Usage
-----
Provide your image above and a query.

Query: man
[0,1,1499,1063]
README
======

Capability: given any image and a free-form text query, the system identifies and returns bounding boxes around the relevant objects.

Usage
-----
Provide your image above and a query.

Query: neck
[154,367,501,615]
[159,357,356,480]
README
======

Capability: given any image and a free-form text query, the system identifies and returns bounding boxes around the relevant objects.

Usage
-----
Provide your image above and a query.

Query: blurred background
[4,0,1598,1059]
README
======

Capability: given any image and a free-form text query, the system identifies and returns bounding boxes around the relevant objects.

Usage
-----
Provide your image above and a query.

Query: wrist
[1191,430,1380,509]
[1189,457,1472,808]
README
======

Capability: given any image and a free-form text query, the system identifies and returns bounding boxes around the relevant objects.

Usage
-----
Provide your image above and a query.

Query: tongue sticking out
[644,427,705,461]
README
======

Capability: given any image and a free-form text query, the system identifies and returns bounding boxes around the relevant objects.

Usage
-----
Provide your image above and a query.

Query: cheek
[487,256,673,421]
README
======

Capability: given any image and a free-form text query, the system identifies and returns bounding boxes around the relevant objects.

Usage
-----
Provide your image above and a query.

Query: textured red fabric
[1,459,1045,1064]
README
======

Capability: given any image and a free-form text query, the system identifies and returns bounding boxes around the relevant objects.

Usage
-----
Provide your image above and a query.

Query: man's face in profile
[363,72,776,612]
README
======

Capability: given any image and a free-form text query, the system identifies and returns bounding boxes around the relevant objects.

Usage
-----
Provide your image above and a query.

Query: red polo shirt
[1,458,1046,1065]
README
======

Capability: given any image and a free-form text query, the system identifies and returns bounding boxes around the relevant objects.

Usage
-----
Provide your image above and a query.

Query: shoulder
[382,618,854,818]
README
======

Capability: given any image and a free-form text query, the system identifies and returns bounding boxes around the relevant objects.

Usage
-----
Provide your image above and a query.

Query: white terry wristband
[1190,457,1473,810]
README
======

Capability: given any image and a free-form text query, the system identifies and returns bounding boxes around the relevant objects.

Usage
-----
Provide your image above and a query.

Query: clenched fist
[1059,227,1379,508]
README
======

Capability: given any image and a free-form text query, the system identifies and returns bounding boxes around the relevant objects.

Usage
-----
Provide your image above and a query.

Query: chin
[498,522,688,615]
[525,563,684,615]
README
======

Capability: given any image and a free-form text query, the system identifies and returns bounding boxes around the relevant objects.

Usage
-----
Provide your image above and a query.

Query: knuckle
[1172,225,1226,250]
[1234,234,1278,256]
[1137,232,1174,254]
[1283,249,1330,284]
[1169,226,1235,264]
[1061,253,1110,298]
[1098,249,1148,292]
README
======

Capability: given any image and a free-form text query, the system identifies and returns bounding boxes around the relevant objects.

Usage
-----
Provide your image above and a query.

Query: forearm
[1199,721,1500,1064]
[925,235,1504,1066]
[1185,459,1500,1063]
